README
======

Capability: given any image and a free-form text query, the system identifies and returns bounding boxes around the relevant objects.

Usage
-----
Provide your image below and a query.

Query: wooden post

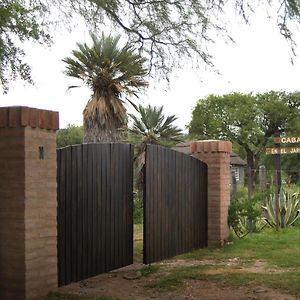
[231,170,237,202]
[247,166,252,199]
[259,165,267,192]
[274,131,281,230]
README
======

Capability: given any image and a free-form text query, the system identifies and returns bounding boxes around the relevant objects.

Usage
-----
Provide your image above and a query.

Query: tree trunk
[83,119,126,143]
[246,151,256,198]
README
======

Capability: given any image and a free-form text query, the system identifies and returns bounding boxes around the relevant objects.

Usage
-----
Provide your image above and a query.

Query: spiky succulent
[262,188,300,228]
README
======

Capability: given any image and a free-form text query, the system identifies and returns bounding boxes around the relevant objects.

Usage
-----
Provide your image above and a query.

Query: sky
[1,8,300,132]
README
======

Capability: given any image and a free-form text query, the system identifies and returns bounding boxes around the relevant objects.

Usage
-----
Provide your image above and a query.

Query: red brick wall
[191,140,232,246]
[0,127,26,299]
[0,107,58,300]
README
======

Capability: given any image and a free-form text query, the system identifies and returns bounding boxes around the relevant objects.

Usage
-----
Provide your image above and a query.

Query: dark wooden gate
[57,143,134,286]
[143,144,208,264]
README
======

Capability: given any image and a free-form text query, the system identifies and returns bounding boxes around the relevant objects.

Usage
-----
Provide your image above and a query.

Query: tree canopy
[56,124,83,148]
[128,103,182,190]
[188,91,300,191]
[0,0,51,93]
[63,33,148,143]
[2,0,300,92]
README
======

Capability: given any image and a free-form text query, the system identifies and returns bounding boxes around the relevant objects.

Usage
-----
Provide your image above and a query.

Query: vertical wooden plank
[71,146,77,282]
[119,144,127,267]
[174,155,181,253]
[101,144,108,272]
[128,144,134,265]
[76,145,83,280]
[65,146,72,285]
[193,159,200,248]
[143,145,148,264]
[204,162,208,247]
[120,144,125,267]
[169,150,176,258]
[82,144,88,278]
[87,145,93,276]
[110,144,116,270]
[177,152,182,255]
[57,148,66,286]
[116,144,122,269]
[112,143,119,269]
[92,144,97,276]
[187,156,193,251]
[96,144,102,274]
[106,144,113,271]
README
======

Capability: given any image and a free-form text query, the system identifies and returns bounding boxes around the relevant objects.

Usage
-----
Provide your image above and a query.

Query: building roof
[230,152,247,166]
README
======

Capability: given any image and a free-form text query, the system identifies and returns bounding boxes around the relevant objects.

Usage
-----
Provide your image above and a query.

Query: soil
[58,259,298,300]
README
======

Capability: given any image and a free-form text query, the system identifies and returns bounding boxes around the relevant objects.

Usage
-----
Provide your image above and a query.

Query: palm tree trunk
[83,121,126,143]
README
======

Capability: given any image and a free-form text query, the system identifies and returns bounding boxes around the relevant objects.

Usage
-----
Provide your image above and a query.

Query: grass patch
[134,223,143,263]
[146,265,300,296]
[180,226,300,268]
[45,292,120,300]
[146,266,208,291]
[146,225,300,295]
[140,264,160,277]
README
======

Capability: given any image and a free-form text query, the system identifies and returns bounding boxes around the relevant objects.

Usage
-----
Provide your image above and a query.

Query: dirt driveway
[58,260,297,300]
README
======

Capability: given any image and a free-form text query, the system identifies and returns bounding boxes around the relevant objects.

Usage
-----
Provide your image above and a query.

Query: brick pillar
[0,106,59,299]
[191,140,232,246]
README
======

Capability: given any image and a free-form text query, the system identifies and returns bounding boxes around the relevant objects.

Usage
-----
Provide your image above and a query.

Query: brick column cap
[0,106,59,130]
[190,140,232,154]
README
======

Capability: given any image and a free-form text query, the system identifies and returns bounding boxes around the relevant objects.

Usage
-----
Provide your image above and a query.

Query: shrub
[262,188,300,228]
[228,191,266,238]
[133,192,143,224]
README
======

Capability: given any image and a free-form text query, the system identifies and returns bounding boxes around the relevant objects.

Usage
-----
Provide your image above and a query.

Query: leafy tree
[188,91,300,193]
[0,0,51,93]
[63,33,148,143]
[2,0,300,92]
[56,124,83,148]
[129,104,183,189]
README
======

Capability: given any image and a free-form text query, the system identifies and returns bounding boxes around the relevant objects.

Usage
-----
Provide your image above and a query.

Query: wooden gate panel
[57,143,133,286]
[144,144,208,264]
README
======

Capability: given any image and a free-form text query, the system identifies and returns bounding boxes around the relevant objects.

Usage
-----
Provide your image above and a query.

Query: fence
[143,145,208,264]
[57,143,134,286]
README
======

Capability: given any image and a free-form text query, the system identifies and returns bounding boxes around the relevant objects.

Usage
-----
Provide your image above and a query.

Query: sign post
[274,131,281,230]
[266,136,300,230]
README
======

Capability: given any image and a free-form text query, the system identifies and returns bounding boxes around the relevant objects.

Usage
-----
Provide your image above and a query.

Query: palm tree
[129,104,183,189]
[63,33,148,143]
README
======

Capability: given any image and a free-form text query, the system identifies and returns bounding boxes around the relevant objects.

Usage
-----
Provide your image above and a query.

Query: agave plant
[262,188,300,228]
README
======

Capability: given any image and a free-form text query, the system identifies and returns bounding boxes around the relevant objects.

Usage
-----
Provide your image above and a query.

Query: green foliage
[133,223,143,263]
[133,192,143,224]
[129,104,182,190]
[262,187,300,228]
[140,264,160,277]
[228,191,265,238]
[0,0,51,93]
[181,226,300,267]
[56,124,83,148]
[63,33,148,143]
[188,91,300,191]
[3,1,300,91]
[129,104,183,149]
[59,0,300,81]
